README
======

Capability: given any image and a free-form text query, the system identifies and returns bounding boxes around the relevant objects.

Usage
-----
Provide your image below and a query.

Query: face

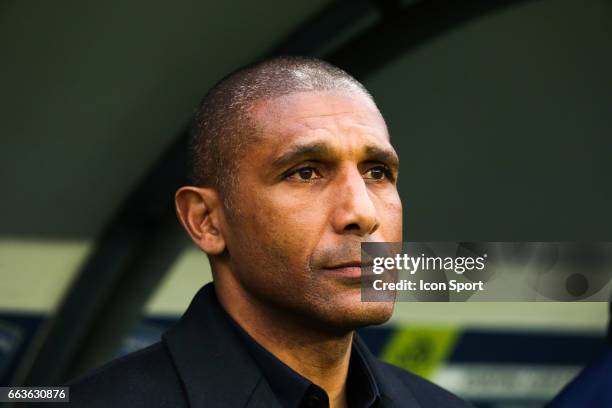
[220,90,402,333]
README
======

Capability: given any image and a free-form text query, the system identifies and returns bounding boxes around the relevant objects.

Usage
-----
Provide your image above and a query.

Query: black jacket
[46,283,471,407]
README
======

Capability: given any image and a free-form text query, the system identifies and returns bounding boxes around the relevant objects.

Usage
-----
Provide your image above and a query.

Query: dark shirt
[218,303,381,408]
[58,283,472,407]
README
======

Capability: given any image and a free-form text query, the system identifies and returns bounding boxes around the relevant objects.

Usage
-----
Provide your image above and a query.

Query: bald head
[188,56,375,208]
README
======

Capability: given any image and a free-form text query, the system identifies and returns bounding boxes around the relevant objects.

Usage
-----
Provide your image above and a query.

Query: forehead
[248,90,390,153]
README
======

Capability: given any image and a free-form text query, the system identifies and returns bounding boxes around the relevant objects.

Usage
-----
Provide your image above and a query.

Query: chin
[316,293,395,333]
[345,301,394,327]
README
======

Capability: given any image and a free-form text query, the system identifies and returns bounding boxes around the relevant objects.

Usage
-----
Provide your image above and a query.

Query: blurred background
[1,0,611,406]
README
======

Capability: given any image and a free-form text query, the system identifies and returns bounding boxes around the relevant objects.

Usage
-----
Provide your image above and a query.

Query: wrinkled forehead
[249,90,389,147]
[240,90,396,169]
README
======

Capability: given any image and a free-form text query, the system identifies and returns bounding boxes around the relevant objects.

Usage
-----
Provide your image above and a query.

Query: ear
[175,186,226,255]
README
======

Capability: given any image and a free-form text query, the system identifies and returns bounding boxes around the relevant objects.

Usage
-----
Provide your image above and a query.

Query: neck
[214,274,352,408]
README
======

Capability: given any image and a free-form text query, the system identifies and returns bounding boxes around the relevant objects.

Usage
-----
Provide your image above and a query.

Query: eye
[286,166,321,181]
[364,165,391,180]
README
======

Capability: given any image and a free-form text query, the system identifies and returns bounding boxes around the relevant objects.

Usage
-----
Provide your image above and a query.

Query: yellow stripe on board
[381,326,460,379]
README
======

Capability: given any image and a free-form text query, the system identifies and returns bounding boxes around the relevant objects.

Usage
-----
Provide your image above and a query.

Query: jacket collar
[162,283,282,408]
[353,334,423,408]
[163,282,421,408]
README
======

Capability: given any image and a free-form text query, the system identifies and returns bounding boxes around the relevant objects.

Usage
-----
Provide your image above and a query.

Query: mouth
[322,261,374,280]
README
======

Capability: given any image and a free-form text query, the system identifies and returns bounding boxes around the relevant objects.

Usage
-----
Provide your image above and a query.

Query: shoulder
[376,361,473,407]
[36,342,187,408]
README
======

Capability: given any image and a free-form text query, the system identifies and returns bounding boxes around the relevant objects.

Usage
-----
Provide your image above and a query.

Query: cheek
[238,190,326,262]
[376,191,403,241]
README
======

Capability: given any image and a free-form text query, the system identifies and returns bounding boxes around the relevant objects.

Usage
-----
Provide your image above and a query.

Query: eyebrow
[364,145,400,171]
[269,141,400,172]
[270,142,334,169]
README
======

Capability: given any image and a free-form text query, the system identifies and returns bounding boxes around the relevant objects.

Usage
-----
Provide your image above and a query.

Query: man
[54,57,470,407]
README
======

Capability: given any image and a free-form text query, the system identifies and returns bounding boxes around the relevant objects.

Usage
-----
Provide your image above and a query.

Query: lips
[326,261,373,269]
[322,261,374,280]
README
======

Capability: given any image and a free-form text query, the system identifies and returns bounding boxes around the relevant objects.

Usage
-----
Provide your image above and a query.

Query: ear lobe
[175,186,226,255]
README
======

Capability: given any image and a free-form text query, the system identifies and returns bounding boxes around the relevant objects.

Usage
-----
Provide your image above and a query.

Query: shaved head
[188,56,375,210]
[176,55,401,341]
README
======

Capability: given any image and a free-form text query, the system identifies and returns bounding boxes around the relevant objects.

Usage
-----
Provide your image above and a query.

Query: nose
[330,166,380,237]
